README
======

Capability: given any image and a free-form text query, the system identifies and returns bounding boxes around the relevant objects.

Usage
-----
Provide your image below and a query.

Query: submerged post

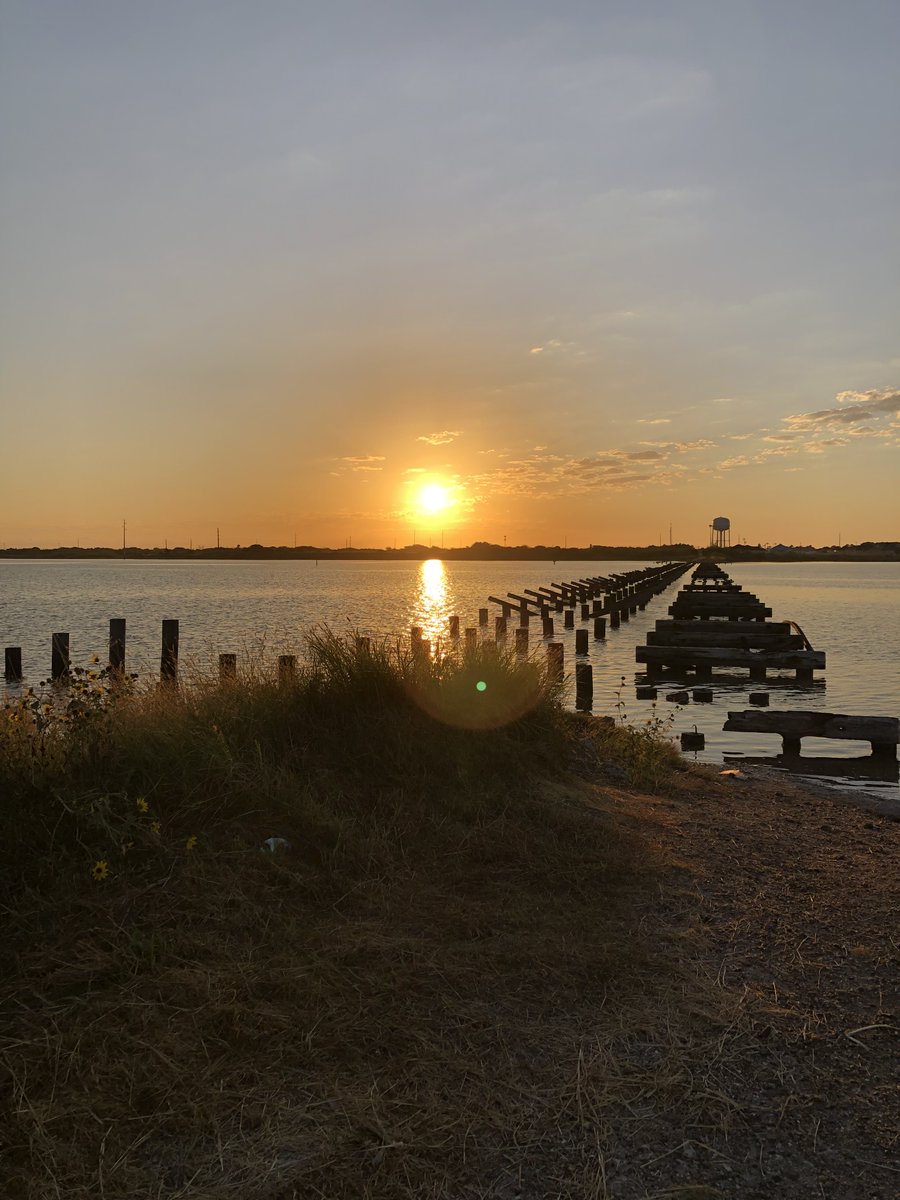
[109,618,126,674]
[160,620,179,684]
[52,633,70,681]
[4,647,23,683]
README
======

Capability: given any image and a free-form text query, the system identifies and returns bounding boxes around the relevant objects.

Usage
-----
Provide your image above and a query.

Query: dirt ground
[594,759,900,1200]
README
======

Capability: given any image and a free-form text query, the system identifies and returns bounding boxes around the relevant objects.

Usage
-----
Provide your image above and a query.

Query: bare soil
[593,757,900,1199]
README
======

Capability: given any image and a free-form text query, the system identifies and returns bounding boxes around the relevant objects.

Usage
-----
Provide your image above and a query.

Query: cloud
[417,430,460,445]
[339,454,385,472]
[636,417,671,425]
[784,388,899,431]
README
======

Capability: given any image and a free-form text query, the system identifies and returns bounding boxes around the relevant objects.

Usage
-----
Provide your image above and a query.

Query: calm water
[2,558,898,795]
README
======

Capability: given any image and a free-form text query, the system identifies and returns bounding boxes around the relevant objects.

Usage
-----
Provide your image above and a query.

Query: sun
[418,483,452,515]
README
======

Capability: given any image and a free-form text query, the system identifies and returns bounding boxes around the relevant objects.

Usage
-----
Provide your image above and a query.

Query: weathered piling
[495,615,507,640]
[465,628,478,650]
[410,626,423,651]
[108,618,126,674]
[160,620,179,684]
[564,610,574,629]
[515,627,529,656]
[575,628,588,655]
[4,647,23,683]
[219,653,237,682]
[593,616,606,640]
[575,662,593,708]
[542,615,555,637]
[52,632,70,681]
[478,607,489,626]
[449,615,460,638]
[546,642,563,680]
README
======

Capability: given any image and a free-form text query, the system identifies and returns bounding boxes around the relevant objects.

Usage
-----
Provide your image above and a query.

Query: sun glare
[418,483,452,515]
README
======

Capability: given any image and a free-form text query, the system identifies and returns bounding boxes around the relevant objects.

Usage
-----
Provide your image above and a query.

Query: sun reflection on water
[413,558,451,649]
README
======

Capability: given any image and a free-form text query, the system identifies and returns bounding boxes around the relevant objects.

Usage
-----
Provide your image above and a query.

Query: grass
[0,632,714,1200]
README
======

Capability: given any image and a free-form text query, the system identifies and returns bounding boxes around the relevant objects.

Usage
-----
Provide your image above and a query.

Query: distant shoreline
[1,544,898,563]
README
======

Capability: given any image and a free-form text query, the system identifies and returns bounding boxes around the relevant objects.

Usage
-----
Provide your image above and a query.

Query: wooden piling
[580,603,590,621]
[4,647,23,683]
[410,626,423,650]
[52,632,70,681]
[564,610,574,629]
[547,642,563,680]
[109,618,126,674]
[594,616,606,640]
[609,610,620,629]
[542,615,554,637]
[449,615,460,638]
[160,621,179,684]
[478,607,489,626]
[465,628,478,650]
[575,662,593,707]
[219,653,237,683]
[575,629,588,655]
[495,615,507,640]
[515,627,529,656]
[278,654,296,685]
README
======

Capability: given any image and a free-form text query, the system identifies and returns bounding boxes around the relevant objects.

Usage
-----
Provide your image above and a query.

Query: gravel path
[603,762,899,1199]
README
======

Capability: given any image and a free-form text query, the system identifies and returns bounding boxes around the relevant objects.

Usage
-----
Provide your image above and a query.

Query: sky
[1,0,898,549]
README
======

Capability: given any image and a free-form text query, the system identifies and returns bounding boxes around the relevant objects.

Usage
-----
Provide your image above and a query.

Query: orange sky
[1,4,898,549]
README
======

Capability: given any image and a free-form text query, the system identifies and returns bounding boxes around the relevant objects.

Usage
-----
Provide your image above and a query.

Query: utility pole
[122,519,126,558]
[216,527,220,549]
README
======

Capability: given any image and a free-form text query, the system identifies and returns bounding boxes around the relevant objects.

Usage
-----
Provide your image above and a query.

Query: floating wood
[723,710,899,756]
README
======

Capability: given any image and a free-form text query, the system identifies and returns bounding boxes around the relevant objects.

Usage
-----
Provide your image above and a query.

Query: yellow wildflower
[150,820,161,835]
[135,797,149,813]
[90,654,99,664]
[185,836,198,851]
[92,860,109,882]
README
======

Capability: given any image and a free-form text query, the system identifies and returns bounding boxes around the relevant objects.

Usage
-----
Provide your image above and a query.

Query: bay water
[2,558,898,797]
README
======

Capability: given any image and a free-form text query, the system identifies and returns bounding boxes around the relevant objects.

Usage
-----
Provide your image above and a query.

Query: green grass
[0,632,694,1199]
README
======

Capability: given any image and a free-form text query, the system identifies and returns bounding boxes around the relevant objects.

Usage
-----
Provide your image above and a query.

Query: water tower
[709,515,731,549]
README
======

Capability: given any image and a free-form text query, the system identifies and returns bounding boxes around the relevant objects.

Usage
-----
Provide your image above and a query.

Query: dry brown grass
[1,639,745,1199]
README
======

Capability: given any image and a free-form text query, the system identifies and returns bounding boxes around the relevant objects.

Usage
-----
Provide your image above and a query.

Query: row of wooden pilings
[3,562,691,702]
[3,620,308,689]
[405,561,691,709]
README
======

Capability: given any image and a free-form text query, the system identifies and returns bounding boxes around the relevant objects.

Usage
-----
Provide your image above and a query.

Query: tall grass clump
[0,631,691,1200]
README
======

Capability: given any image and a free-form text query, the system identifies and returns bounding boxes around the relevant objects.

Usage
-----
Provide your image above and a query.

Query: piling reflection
[725,753,899,786]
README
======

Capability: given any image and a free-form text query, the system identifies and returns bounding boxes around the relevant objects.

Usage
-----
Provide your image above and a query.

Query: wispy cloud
[417,430,460,445]
[339,454,385,472]
[784,388,899,431]
[636,417,671,425]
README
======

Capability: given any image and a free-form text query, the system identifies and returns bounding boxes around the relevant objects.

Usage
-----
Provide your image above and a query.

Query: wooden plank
[657,624,792,643]
[637,646,825,668]
[669,603,772,619]
[723,710,898,742]
[647,630,802,648]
